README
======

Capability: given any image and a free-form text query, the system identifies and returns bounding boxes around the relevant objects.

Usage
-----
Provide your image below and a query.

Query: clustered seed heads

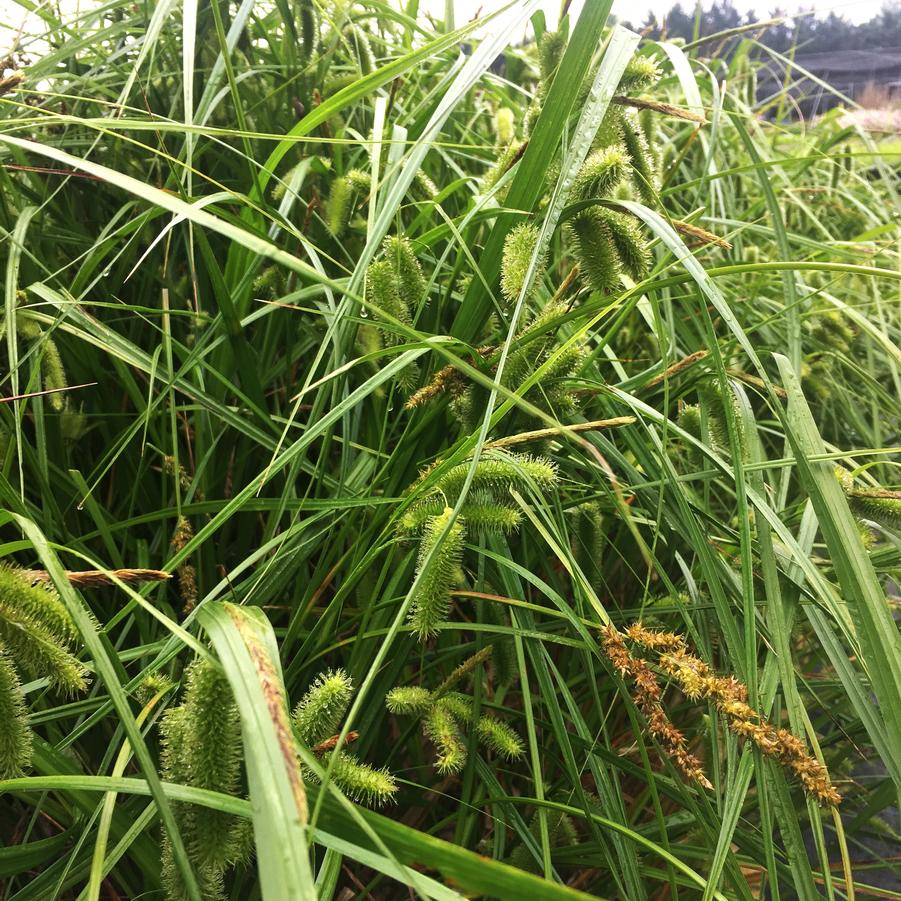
[160,658,253,901]
[385,646,524,774]
[292,669,397,806]
[398,452,558,639]
[326,168,371,237]
[677,376,747,465]
[0,564,88,779]
[601,624,842,806]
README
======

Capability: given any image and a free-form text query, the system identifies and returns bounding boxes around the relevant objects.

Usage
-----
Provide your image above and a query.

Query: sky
[1,0,895,54]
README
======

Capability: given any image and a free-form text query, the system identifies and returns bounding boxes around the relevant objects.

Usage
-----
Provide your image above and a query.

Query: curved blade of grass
[196,601,315,901]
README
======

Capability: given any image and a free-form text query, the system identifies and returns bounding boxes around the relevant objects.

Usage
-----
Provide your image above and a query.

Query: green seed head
[500,222,543,306]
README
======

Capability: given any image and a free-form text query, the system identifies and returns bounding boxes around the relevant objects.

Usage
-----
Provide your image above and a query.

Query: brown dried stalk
[672,219,732,249]
[24,568,171,588]
[613,95,707,124]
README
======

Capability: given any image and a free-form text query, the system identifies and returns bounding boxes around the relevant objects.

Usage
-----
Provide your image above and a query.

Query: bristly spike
[476,715,525,760]
[622,110,658,207]
[424,701,467,773]
[500,223,543,306]
[293,669,354,747]
[619,55,661,93]
[568,210,621,294]
[0,643,31,779]
[599,208,651,280]
[408,508,465,640]
[316,750,398,806]
[382,235,426,312]
[572,145,628,201]
[537,30,566,87]
[385,685,432,714]
[326,175,354,237]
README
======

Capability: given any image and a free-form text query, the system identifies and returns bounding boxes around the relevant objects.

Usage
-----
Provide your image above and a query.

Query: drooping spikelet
[598,207,651,280]
[568,210,621,294]
[327,175,354,237]
[835,469,901,532]
[299,0,319,61]
[318,750,397,805]
[386,648,524,775]
[572,145,628,201]
[366,260,411,335]
[430,452,558,504]
[40,338,67,412]
[0,644,31,779]
[382,236,426,312]
[621,110,658,207]
[425,701,467,773]
[0,565,86,694]
[171,517,198,614]
[500,222,543,305]
[409,508,465,640]
[537,30,566,86]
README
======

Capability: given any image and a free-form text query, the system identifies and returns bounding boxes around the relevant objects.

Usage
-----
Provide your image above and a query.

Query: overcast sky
[1,0,896,53]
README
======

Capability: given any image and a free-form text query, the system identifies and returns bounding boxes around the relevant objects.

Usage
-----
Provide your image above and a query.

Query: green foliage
[1,3,900,898]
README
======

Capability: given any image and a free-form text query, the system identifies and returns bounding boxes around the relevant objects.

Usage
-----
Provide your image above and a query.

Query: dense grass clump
[0,1,899,899]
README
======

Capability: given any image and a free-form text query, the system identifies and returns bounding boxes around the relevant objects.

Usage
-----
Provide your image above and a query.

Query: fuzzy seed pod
[494,106,515,146]
[382,236,426,312]
[619,55,661,94]
[385,685,432,714]
[621,110,658,207]
[299,0,319,61]
[700,379,746,460]
[537,30,566,86]
[461,501,522,534]
[432,453,558,504]
[397,498,445,535]
[409,509,465,640]
[316,750,397,806]
[40,338,67,412]
[327,175,354,237]
[598,207,651,280]
[424,702,466,773]
[572,144,628,201]
[500,222,542,306]
[160,657,251,896]
[366,260,412,339]
[414,170,440,200]
[568,210,620,294]
[570,501,604,588]
[0,644,31,779]
[344,24,375,75]
[476,715,525,760]
[846,492,901,531]
[0,567,86,695]
[293,669,354,747]
[483,140,524,193]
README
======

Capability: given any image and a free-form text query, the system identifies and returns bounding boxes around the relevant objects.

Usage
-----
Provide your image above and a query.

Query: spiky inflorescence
[409,508,465,640]
[835,471,901,532]
[699,378,747,460]
[570,501,604,589]
[326,174,354,237]
[0,564,86,694]
[0,644,31,779]
[293,669,353,746]
[294,670,397,806]
[572,144,628,201]
[382,236,426,312]
[386,648,524,775]
[171,517,198,614]
[299,0,318,61]
[537,30,566,87]
[598,208,651,280]
[424,701,467,773]
[500,222,543,305]
[385,685,432,714]
[619,55,661,94]
[344,23,375,74]
[40,338,67,411]
[428,452,558,504]
[601,625,712,789]
[160,659,252,901]
[495,106,515,146]
[568,210,620,294]
[621,110,658,207]
[318,750,397,805]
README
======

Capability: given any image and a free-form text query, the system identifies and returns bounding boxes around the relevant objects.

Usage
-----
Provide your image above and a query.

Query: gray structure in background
[759,48,901,116]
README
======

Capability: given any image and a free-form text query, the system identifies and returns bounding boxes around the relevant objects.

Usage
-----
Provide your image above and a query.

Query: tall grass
[0,1,899,899]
